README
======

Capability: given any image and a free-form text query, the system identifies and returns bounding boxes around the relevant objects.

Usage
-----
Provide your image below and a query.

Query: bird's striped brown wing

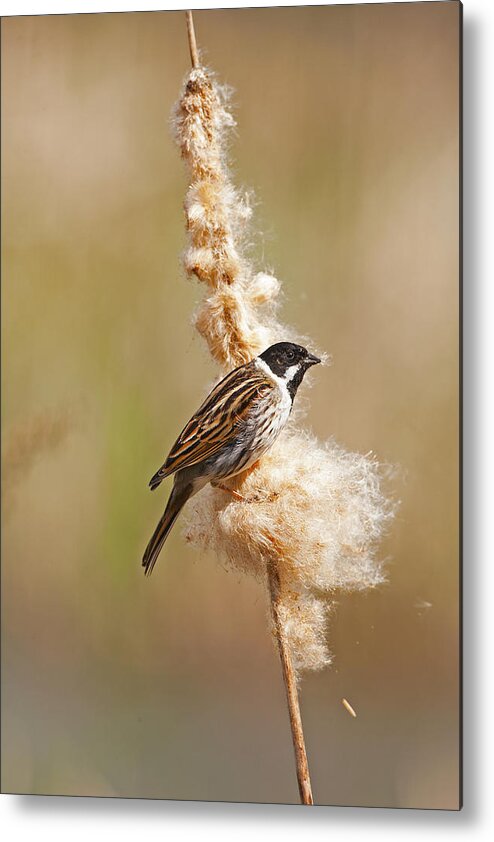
[150,362,274,487]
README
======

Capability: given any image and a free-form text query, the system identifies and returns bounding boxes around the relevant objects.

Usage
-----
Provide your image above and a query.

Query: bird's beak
[306,353,321,367]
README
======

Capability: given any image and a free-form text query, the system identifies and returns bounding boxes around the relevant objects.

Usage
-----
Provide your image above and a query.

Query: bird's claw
[214,482,246,502]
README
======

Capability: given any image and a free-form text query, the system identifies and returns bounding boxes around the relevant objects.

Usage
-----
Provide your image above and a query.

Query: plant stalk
[185,10,199,69]
[267,558,314,805]
[182,9,313,806]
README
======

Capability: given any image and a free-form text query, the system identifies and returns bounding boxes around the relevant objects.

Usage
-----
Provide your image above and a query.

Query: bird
[142,341,321,576]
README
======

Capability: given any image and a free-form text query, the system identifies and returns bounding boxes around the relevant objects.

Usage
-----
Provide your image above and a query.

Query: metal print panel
[1,1,461,809]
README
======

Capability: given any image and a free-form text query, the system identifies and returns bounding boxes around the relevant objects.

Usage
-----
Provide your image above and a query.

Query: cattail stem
[185,11,199,69]
[267,558,314,805]
[180,11,314,806]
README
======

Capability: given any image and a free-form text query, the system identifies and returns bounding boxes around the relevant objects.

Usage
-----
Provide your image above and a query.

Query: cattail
[171,14,395,804]
[173,64,393,676]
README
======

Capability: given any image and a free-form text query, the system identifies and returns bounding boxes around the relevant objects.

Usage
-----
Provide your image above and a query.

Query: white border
[0,0,455,17]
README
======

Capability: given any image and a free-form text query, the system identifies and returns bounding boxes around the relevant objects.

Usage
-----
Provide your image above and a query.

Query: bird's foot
[240,460,261,478]
[214,482,246,502]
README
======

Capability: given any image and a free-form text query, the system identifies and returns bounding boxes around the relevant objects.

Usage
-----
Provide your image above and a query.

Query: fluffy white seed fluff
[172,67,394,675]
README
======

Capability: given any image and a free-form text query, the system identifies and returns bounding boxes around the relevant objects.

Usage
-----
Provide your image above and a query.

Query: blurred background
[1,3,459,809]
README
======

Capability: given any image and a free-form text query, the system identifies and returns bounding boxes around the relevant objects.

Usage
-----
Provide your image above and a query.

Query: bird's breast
[249,383,291,452]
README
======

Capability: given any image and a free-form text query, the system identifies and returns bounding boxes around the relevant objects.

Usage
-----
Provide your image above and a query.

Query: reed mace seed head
[173,67,394,676]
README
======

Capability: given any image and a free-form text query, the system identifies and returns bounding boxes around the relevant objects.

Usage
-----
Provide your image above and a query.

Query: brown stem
[185,10,199,69]
[267,558,314,806]
[180,11,312,806]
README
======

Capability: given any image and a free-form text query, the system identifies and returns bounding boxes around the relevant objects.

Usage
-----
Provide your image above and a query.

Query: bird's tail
[142,481,192,577]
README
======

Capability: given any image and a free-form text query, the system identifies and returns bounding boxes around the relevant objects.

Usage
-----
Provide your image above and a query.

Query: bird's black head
[259,342,321,398]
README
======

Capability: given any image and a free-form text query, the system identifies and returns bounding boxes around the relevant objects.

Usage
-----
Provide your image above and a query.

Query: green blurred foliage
[2,3,460,808]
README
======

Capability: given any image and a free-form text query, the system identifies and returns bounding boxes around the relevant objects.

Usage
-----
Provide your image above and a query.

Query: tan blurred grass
[1,4,459,807]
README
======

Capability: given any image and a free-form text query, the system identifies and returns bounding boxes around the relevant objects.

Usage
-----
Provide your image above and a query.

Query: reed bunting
[143,342,321,575]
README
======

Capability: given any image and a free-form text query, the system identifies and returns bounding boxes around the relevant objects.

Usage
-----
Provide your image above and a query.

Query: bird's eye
[286,350,295,361]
